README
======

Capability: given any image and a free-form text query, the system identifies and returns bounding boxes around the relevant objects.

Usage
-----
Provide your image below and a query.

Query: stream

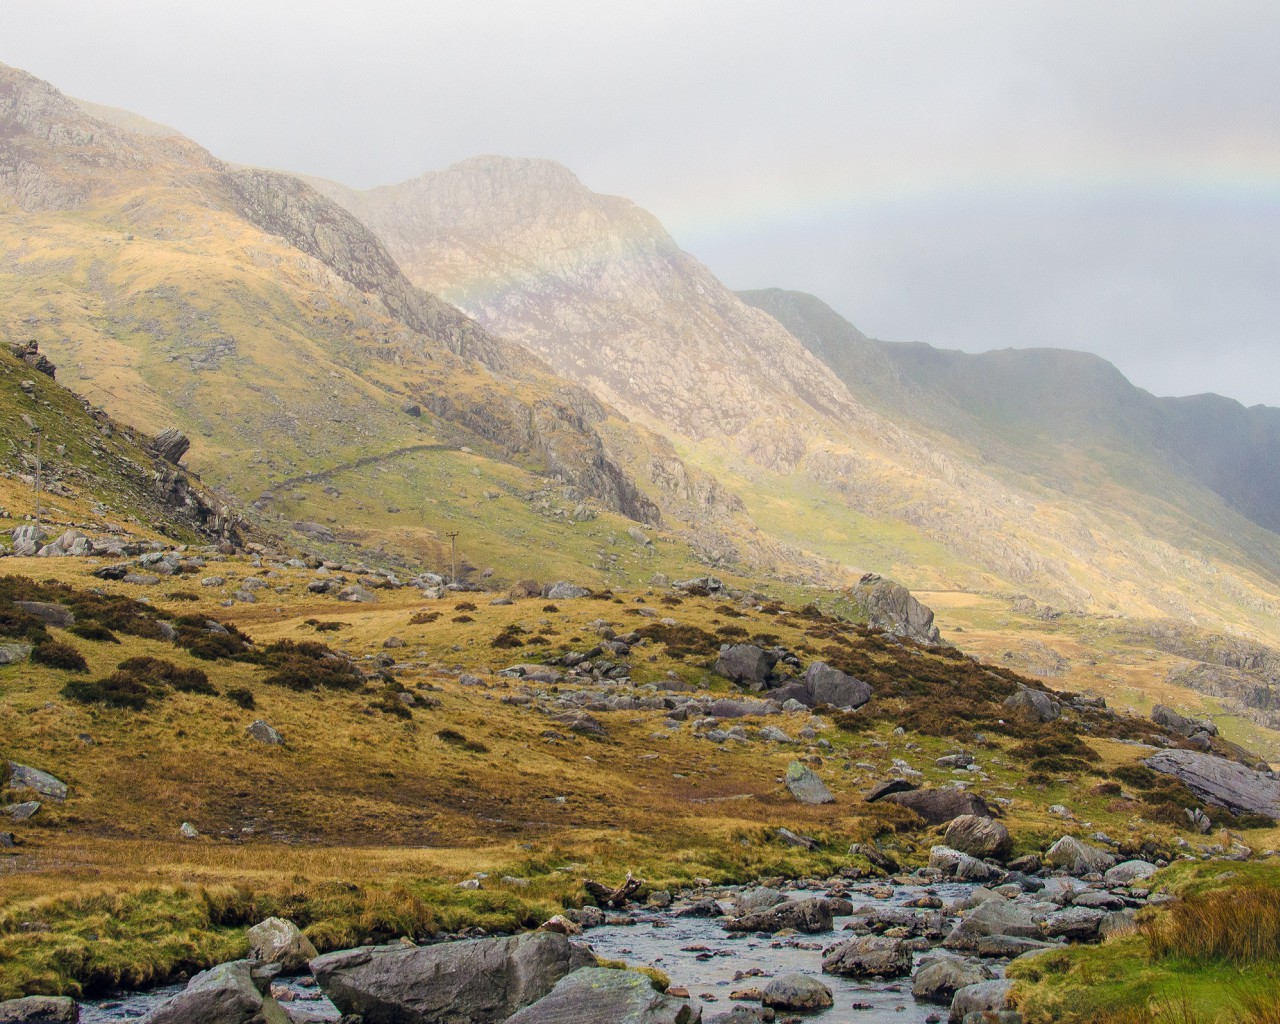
[79,881,989,1023]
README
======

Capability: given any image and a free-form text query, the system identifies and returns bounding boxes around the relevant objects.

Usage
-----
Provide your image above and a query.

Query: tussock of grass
[1144,884,1280,966]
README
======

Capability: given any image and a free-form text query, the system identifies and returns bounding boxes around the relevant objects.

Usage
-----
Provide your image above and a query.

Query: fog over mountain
[4,0,1279,404]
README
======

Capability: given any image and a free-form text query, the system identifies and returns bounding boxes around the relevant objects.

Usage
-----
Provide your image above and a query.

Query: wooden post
[447,531,459,585]
[32,428,41,530]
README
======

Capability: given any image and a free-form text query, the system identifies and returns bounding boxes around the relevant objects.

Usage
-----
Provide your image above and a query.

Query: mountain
[0,64,774,586]
[741,287,1280,540]
[311,158,1280,628]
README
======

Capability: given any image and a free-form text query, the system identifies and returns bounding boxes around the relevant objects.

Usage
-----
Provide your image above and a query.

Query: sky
[6,1,1280,405]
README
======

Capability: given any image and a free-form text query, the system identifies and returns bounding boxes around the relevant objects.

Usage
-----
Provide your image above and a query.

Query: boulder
[545,582,591,600]
[724,898,834,935]
[1041,906,1107,942]
[1104,860,1158,886]
[713,645,776,689]
[761,974,832,1010]
[1151,704,1216,739]
[821,935,913,978]
[882,788,993,825]
[0,996,78,1023]
[247,917,318,973]
[949,979,1015,1024]
[943,898,1046,951]
[6,763,68,800]
[1003,687,1060,723]
[733,887,787,916]
[864,778,917,802]
[504,968,700,1024]
[1143,749,1280,819]
[13,602,74,627]
[141,959,281,1024]
[3,802,40,821]
[1044,836,1116,875]
[975,935,1056,958]
[944,815,1011,859]
[337,585,376,603]
[311,931,585,1024]
[246,721,284,746]
[0,644,32,666]
[784,762,835,805]
[928,846,1005,884]
[912,959,991,1004]
[150,428,191,464]
[803,662,871,709]
[850,573,942,645]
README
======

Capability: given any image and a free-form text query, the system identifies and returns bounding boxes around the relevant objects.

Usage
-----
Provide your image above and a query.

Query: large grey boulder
[1041,906,1107,941]
[141,959,283,1024]
[784,762,835,805]
[13,602,74,627]
[1143,749,1280,819]
[943,898,1046,951]
[247,917,318,973]
[713,645,776,689]
[733,887,787,915]
[0,996,79,1023]
[150,428,191,464]
[246,721,284,746]
[949,979,1015,1023]
[1003,686,1060,722]
[1151,704,1216,739]
[944,815,1011,859]
[0,644,32,666]
[882,788,993,825]
[724,898,834,934]
[803,662,871,709]
[822,935,913,978]
[504,968,700,1024]
[1104,860,1158,886]
[545,582,591,600]
[850,573,942,645]
[1044,836,1116,875]
[761,974,832,1010]
[6,763,67,801]
[310,931,585,1024]
[928,846,1004,884]
[912,958,991,1004]
[704,697,778,719]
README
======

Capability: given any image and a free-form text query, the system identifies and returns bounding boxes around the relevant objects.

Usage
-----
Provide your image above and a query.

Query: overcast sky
[7,1,1279,405]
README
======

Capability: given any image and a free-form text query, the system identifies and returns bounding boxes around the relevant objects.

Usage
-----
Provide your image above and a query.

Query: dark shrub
[257,640,363,691]
[437,728,488,753]
[69,621,120,644]
[62,673,157,710]
[117,656,213,694]
[32,640,88,672]
[226,687,256,710]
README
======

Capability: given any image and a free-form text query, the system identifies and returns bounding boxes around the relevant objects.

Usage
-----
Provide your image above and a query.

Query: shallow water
[81,882,989,1022]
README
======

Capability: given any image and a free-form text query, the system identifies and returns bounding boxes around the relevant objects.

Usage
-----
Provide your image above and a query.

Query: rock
[337,585,376,603]
[141,959,280,1024]
[246,721,284,745]
[1041,907,1107,941]
[1044,836,1116,875]
[150,428,191,464]
[123,573,161,586]
[775,827,818,850]
[504,968,700,1024]
[943,898,1045,951]
[0,832,13,848]
[294,522,336,543]
[402,403,422,417]
[311,931,585,1024]
[179,822,200,840]
[821,935,913,978]
[1003,686,1060,723]
[975,935,1056,958]
[6,763,67,801]
[912,959,991,1004]
[928,846,1005,883]
[882,788,994,825]
[0,996,79,1023]
[949,980,1014,1023]
[1143,749,1280,819]
[784,762,835,804]
[540,915,581,936]
[757,726,793,743]
[9,342,56,380]
[850,573,942,645]
[37,530,89,557]
[3,802,40,821]
[864,778,918,802]
[733,888,787,915]
[1104,860,1158,886]
[761,974,832,1010]
[545,582,591,600]
[1151,704,1216,739]
[725,898,834,934]
[0,643,32,665]
[944,815,1011,859]
[804,662,871,709]
[248,917,319,973]
[91,563,131,580]
[13,601,74,627]
[713,645,776,689]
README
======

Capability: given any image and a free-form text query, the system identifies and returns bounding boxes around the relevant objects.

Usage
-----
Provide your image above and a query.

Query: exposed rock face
[1143,749,1280,818]
[8,341,55,379]
[881,788,993,825]
[504,968,701,1024]
[850,574,942,645]
[310,931,584,1024]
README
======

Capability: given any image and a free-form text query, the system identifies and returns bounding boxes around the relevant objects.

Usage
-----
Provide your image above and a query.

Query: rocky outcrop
[310,931,586,1024]
[8,341,55,379]
[1143,749,1280,818]
[850,574,942,645]
[149,428,190,464]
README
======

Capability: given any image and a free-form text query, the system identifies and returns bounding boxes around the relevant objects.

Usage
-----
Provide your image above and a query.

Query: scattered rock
[0,643,32,666]
[821,935,913,978]
[6,763,68,800]
[247,917,319,974]
[713,645,776,689]
[928,846,1005,883]
[912,959,991,1004]
[179,822,199,840]
[0,996,79,1023]
[784,762,835,805]
[944,815,1011,860]
[1104,860,1158,886]
[505,967,700,1024]
[948,979,1014,1023]
[13,601,74,627]
[1044,836,1116,875]
[141,959,280,1024]
[761,974,832,1011]
[246,721,284,746]
[725,898,834,935]
[545,582,591,600]
[1003,686,1060,723]
[882,788,993,825]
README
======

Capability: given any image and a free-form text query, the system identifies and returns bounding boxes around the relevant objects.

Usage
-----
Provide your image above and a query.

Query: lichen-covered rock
[784,762,835,805]
[247,917,318,973]
[821,935,913,978]
[850,574,942,645]
[1143,749,1280,819]
[504,968,701,1024]
[944,815,1011,859]
[1044,836,1116,875]
[761,974,832,1010]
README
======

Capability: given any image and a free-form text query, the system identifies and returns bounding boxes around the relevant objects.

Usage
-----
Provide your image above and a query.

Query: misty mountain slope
[0,63,771,582]
[741,287,1280,563]
[313,157,1280,637]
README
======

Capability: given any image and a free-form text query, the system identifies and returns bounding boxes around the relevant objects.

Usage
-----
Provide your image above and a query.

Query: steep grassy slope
[0,64,770,586]
[313,158,1280,650]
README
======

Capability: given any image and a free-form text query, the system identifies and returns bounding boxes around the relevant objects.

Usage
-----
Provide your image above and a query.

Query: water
[80,882,991,1022]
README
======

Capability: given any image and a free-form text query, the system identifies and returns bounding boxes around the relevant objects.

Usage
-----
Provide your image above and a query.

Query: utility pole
[32,427,42,531]
[446,531,460,585]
